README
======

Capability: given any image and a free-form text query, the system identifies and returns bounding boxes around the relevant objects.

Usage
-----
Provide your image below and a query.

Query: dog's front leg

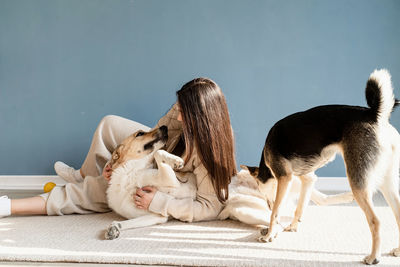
[154,150,184,187]
[105,214,168,240]
[285,173,317,232]
[259,175,292,243]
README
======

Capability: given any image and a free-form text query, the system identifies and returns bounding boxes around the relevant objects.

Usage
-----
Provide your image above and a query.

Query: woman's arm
[136,153,224,222]
[155,103,179,128]
[153,103,183,153]
[148,189,222,222]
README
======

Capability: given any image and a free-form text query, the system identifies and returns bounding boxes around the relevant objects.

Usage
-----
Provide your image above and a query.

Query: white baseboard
[0,175,350,191]
[0,176,66,190]
[314,177,350,191]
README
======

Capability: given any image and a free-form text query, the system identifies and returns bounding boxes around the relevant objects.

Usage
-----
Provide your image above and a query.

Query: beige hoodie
[148,103,223,222]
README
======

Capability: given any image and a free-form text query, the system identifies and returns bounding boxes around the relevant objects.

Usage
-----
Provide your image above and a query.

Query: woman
[0,78,237,222]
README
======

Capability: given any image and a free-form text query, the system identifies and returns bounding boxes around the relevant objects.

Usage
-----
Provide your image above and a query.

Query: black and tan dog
[248,69,400,265]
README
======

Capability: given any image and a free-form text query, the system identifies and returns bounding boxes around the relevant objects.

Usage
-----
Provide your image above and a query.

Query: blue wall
[1,0,399,176]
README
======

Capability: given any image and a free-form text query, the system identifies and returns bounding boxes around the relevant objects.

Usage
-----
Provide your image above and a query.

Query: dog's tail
[311,189,354,206]
[366,69,399,122]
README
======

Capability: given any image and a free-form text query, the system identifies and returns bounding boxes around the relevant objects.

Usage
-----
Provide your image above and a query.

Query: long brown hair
[177,78,237,203]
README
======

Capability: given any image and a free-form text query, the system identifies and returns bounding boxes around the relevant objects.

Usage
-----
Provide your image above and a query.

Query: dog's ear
[239,164,249,171]
[248,167,259,177]
[112,144,124,160]
[240,165,259,177]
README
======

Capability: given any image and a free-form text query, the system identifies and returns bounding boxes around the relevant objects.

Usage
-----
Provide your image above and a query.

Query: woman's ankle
[11,196,47,215]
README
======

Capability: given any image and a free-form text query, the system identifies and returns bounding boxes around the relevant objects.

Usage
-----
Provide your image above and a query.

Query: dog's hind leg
[379,171,400,257]
[343,128,383,264]
[105,214,168,240]
[352,188,381,265]
[285,173,317,232]
[259,174,292,243]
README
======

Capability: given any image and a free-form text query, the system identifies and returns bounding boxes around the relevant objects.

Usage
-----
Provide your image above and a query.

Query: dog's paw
[257,234,277,243]
[284,225,298,232]
[284,222,299,232]
[156,150,184,169]
[363,255,380,265]
[164,155,184,170]
[260,227,269,236]
[258,227,278,243]
[105,222,121,240]
[391,247,400,257]
[172,157,184,170]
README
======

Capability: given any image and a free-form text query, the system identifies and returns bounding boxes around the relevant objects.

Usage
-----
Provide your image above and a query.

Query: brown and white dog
[218,166,354,232]
[104,126,196,240]
[245,69,400,265]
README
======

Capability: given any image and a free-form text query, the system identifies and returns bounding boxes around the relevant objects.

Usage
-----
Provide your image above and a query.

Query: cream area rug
[0,206,399,267]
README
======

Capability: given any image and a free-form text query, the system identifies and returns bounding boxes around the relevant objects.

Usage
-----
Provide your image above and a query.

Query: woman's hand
[134,186,157,210]
[103,163,112,181]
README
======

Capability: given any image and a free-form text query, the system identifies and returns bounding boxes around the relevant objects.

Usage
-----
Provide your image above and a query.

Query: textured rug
[0,206,399,267]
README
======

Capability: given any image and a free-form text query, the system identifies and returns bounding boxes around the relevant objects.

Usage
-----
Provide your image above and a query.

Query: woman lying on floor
[0,77,237,222]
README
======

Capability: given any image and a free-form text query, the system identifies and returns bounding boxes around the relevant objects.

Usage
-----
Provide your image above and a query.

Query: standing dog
[252,69,400,265]
[104,126,196,240]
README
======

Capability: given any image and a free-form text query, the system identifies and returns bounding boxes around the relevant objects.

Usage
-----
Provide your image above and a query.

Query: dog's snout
[160,125,168,138]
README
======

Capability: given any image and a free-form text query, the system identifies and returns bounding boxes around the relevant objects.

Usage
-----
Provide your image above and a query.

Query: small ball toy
[43,182,56,193]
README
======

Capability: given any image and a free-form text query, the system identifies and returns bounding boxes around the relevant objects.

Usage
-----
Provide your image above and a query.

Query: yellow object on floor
[43,182,56,193]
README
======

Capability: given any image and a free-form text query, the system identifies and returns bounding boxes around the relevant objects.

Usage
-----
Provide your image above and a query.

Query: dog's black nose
[160,125,168,137]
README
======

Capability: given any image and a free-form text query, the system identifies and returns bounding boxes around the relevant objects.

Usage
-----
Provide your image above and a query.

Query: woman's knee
[97,115,150,145]
[99,115,123,130]
[97,115,134,139]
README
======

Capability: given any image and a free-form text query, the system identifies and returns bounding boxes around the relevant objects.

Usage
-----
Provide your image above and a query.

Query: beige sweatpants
[43,115,150,215]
